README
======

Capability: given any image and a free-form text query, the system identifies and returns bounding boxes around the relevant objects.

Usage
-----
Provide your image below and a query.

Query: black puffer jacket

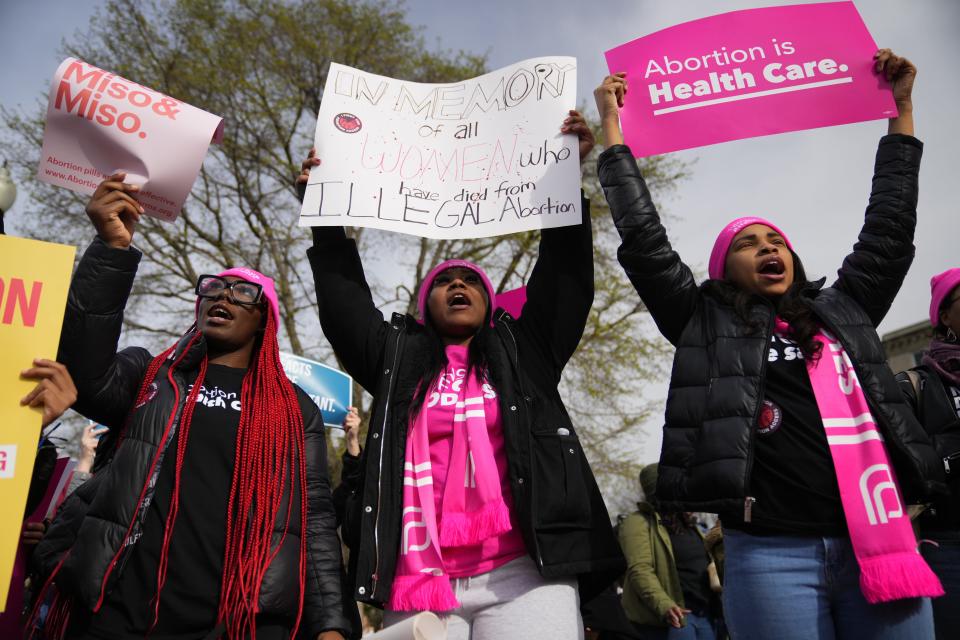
[32,237,354,638]
[898,365,960,531]
[308,202,625,608]
[598,135,945,515]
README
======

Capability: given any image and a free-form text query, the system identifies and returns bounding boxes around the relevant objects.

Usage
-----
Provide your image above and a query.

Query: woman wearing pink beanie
[897,267,960,639]
[594,50,944,640]
[301,110,624,640]
[28,176,354,639]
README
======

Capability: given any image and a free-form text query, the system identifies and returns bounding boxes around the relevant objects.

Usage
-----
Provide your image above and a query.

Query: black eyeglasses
[195,275,263,305]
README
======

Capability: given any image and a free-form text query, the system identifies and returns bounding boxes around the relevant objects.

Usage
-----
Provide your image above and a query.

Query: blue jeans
[723,530,934,640]
[921,538,960,640]
[669,613,717,640]
[632,614,716,640]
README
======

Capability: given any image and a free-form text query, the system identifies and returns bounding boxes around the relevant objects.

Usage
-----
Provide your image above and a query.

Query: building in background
[882,319,932,374]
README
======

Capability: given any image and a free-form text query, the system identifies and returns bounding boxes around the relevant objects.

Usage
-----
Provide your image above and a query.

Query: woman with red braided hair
[29,174,355,640]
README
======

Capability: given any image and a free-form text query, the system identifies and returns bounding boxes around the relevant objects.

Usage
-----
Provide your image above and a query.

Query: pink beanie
[195,267,281,328]
[708,216,794,280]
[929,268,960,326]
[416,259,495,323]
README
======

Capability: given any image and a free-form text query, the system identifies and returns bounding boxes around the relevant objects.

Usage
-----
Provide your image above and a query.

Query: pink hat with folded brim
[195,267,281,328]
[929,268,960,326]
[708,216,794,280]
[417,259,495,324]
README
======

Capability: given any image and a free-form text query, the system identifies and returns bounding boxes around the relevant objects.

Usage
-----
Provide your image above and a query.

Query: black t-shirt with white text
[722,330,847,536]
[83,364,245,640]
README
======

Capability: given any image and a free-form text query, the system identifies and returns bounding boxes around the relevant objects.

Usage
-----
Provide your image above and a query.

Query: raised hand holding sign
[298,57,583,239]
[604,2,899,156]
[37,58,224,221]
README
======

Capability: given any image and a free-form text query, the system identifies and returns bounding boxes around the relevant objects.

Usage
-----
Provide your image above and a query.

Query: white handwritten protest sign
[37,58,224,221]
[298,57,581,239]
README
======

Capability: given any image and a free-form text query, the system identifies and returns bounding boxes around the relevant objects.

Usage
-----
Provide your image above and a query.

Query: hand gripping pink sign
[604,2,897,157]
[37,58,225,221]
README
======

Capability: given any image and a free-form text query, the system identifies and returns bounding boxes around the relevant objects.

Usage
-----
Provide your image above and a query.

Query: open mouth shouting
[757,256,786,282]
[447,291,472,312]
[206,303,235,326]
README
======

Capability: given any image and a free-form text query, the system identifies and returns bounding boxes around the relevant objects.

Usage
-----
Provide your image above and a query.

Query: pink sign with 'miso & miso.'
[37,58,224,221]
[604,2,898,157]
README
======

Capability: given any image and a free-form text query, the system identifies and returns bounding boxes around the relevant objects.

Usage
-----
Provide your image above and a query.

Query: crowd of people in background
[5,47,958,640]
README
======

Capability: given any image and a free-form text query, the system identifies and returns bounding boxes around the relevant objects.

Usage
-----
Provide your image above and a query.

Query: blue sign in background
[280,352,353,429]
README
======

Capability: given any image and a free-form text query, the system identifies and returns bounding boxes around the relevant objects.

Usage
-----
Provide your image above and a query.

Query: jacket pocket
[531,428,593,529]
[259,533,301,618]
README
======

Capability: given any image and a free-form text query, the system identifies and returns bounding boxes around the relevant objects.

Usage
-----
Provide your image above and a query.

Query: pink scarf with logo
[388,368,512,611]
[780,319,943,603]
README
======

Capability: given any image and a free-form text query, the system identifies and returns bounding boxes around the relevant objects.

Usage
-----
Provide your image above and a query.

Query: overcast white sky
[3,0,957,463]
[403,0,960,331]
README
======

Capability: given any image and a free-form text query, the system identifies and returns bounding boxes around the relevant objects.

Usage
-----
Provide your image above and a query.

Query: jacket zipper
[743,309,775,523]
[944,452,960,475]
[500,317,545,571]
[371,322,402,596]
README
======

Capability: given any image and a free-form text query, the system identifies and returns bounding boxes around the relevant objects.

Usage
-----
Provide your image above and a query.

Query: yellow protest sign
[0,235,75,612]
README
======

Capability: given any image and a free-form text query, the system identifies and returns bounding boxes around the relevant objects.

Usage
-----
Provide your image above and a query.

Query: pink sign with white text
[604,2,897,157]
[37,58,224,221]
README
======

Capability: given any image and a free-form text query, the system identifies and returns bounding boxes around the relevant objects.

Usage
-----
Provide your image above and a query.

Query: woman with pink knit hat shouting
[897,267,960,639]
[300,110,623,640]
[27,175,354,639]
[593,50,944,639]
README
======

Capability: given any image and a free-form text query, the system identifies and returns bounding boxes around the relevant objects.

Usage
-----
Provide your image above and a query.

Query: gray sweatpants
[383,555,584,640]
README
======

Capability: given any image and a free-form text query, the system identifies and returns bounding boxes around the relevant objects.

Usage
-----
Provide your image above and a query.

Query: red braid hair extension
[216,311,308,639]
[24,343,181,640]
[148,354,209,632]
[36,587,71,640]
[115,344,177,451]
[31,313,309,639]
[24,553,71,640]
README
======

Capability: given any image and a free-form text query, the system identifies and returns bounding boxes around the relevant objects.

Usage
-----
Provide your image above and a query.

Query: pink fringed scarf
[388,366,512,611]
[782,319,944,603]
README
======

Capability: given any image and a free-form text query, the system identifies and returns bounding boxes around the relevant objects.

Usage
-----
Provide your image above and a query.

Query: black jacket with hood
[307,201,625,608]
[32,237,355,638]
[597,135,945,517]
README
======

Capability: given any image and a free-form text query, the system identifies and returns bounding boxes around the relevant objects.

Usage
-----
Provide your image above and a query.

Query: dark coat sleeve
[300,397,358,638]
[56,237,153,458]
[332,449,363,531]
[29,469,107,582]
[598,145,700,346]
[515,194,594,379]
[832,134,923,327]
[307,228,389,394]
